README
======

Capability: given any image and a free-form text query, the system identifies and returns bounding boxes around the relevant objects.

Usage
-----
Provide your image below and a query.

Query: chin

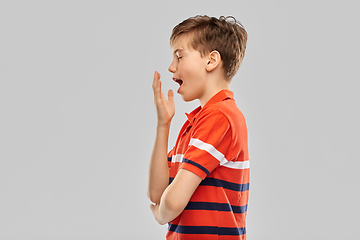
[183,97,196,102]
[180,93,196,102]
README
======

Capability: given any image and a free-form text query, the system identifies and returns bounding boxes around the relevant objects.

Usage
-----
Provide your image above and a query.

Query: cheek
[181,63,199,77]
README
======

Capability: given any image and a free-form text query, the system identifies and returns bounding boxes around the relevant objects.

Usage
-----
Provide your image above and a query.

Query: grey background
[1,0,359,239]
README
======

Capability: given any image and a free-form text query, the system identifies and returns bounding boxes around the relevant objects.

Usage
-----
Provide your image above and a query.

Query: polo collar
[185,89,234,123]
[204,89,234,106]
[185,106,201,123]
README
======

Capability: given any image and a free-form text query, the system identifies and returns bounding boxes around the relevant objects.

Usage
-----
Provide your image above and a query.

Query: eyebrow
[173,48,184,55]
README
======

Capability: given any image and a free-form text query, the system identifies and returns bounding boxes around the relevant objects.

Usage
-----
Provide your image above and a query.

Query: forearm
[147,123,171,204]
[154,186,184,225]
[150,169,203,225]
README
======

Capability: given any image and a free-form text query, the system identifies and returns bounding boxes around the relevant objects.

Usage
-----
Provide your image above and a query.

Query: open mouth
[173,78,183,86]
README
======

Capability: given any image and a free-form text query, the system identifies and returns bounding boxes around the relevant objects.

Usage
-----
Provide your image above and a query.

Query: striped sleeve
[167,148,174,168]
[181,111,232,179]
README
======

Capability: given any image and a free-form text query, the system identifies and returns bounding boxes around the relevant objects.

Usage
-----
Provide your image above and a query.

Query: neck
[199,80,230,107]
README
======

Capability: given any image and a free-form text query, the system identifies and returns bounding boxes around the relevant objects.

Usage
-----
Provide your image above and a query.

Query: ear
[205,50,221,72]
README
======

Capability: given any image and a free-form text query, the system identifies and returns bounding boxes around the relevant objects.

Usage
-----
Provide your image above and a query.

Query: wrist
[157,122,171,129]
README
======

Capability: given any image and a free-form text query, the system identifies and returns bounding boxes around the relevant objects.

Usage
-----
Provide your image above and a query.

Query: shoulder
[198,99,247,138]
[196,106,230,126]
[190,107,232,141]
[203,98,244,121]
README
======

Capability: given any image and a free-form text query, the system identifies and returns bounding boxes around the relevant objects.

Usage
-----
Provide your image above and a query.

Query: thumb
[150,203,156,212]
[168,89,174,102]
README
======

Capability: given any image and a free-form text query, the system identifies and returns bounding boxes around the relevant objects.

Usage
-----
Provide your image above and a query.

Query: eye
[177,56,182,61]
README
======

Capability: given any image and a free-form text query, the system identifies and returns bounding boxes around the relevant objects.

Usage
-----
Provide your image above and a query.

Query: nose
[168,59,176,73]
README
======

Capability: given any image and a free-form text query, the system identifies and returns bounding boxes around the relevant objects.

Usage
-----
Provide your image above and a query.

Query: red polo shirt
[167,90,250,240]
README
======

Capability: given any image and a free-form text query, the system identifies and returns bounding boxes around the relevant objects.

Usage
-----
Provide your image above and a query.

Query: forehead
[170,34,193,53]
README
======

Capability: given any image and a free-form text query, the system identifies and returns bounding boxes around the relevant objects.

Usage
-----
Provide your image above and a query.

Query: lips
[173,78,183,86]
[173,78,183,93]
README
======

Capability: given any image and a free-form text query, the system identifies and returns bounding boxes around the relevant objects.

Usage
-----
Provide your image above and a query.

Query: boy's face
[168,34,209,102]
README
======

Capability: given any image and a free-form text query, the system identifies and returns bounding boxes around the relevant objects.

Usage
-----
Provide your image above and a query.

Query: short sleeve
[181,111,232,180]
[167,147,174,168]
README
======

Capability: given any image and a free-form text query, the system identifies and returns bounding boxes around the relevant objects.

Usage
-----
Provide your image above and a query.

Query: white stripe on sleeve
[222,160,250,169]
[189,138,228,165]
[188,138,250,170]
[171,154,184,163]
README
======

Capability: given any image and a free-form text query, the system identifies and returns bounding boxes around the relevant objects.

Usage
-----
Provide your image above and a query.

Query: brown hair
[170,15,247,80]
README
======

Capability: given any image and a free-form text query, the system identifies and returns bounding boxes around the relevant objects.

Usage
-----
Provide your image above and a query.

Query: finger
[152,71,161,99]
[153,71,160,84]
[161,88,166,100]
[152,71,159,90]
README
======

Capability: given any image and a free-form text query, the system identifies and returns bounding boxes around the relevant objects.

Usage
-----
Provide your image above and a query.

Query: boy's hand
[149,203,165,225]
[152,71,175,126]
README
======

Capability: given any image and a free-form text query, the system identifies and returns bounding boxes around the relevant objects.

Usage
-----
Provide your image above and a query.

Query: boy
[148,15,249,240]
